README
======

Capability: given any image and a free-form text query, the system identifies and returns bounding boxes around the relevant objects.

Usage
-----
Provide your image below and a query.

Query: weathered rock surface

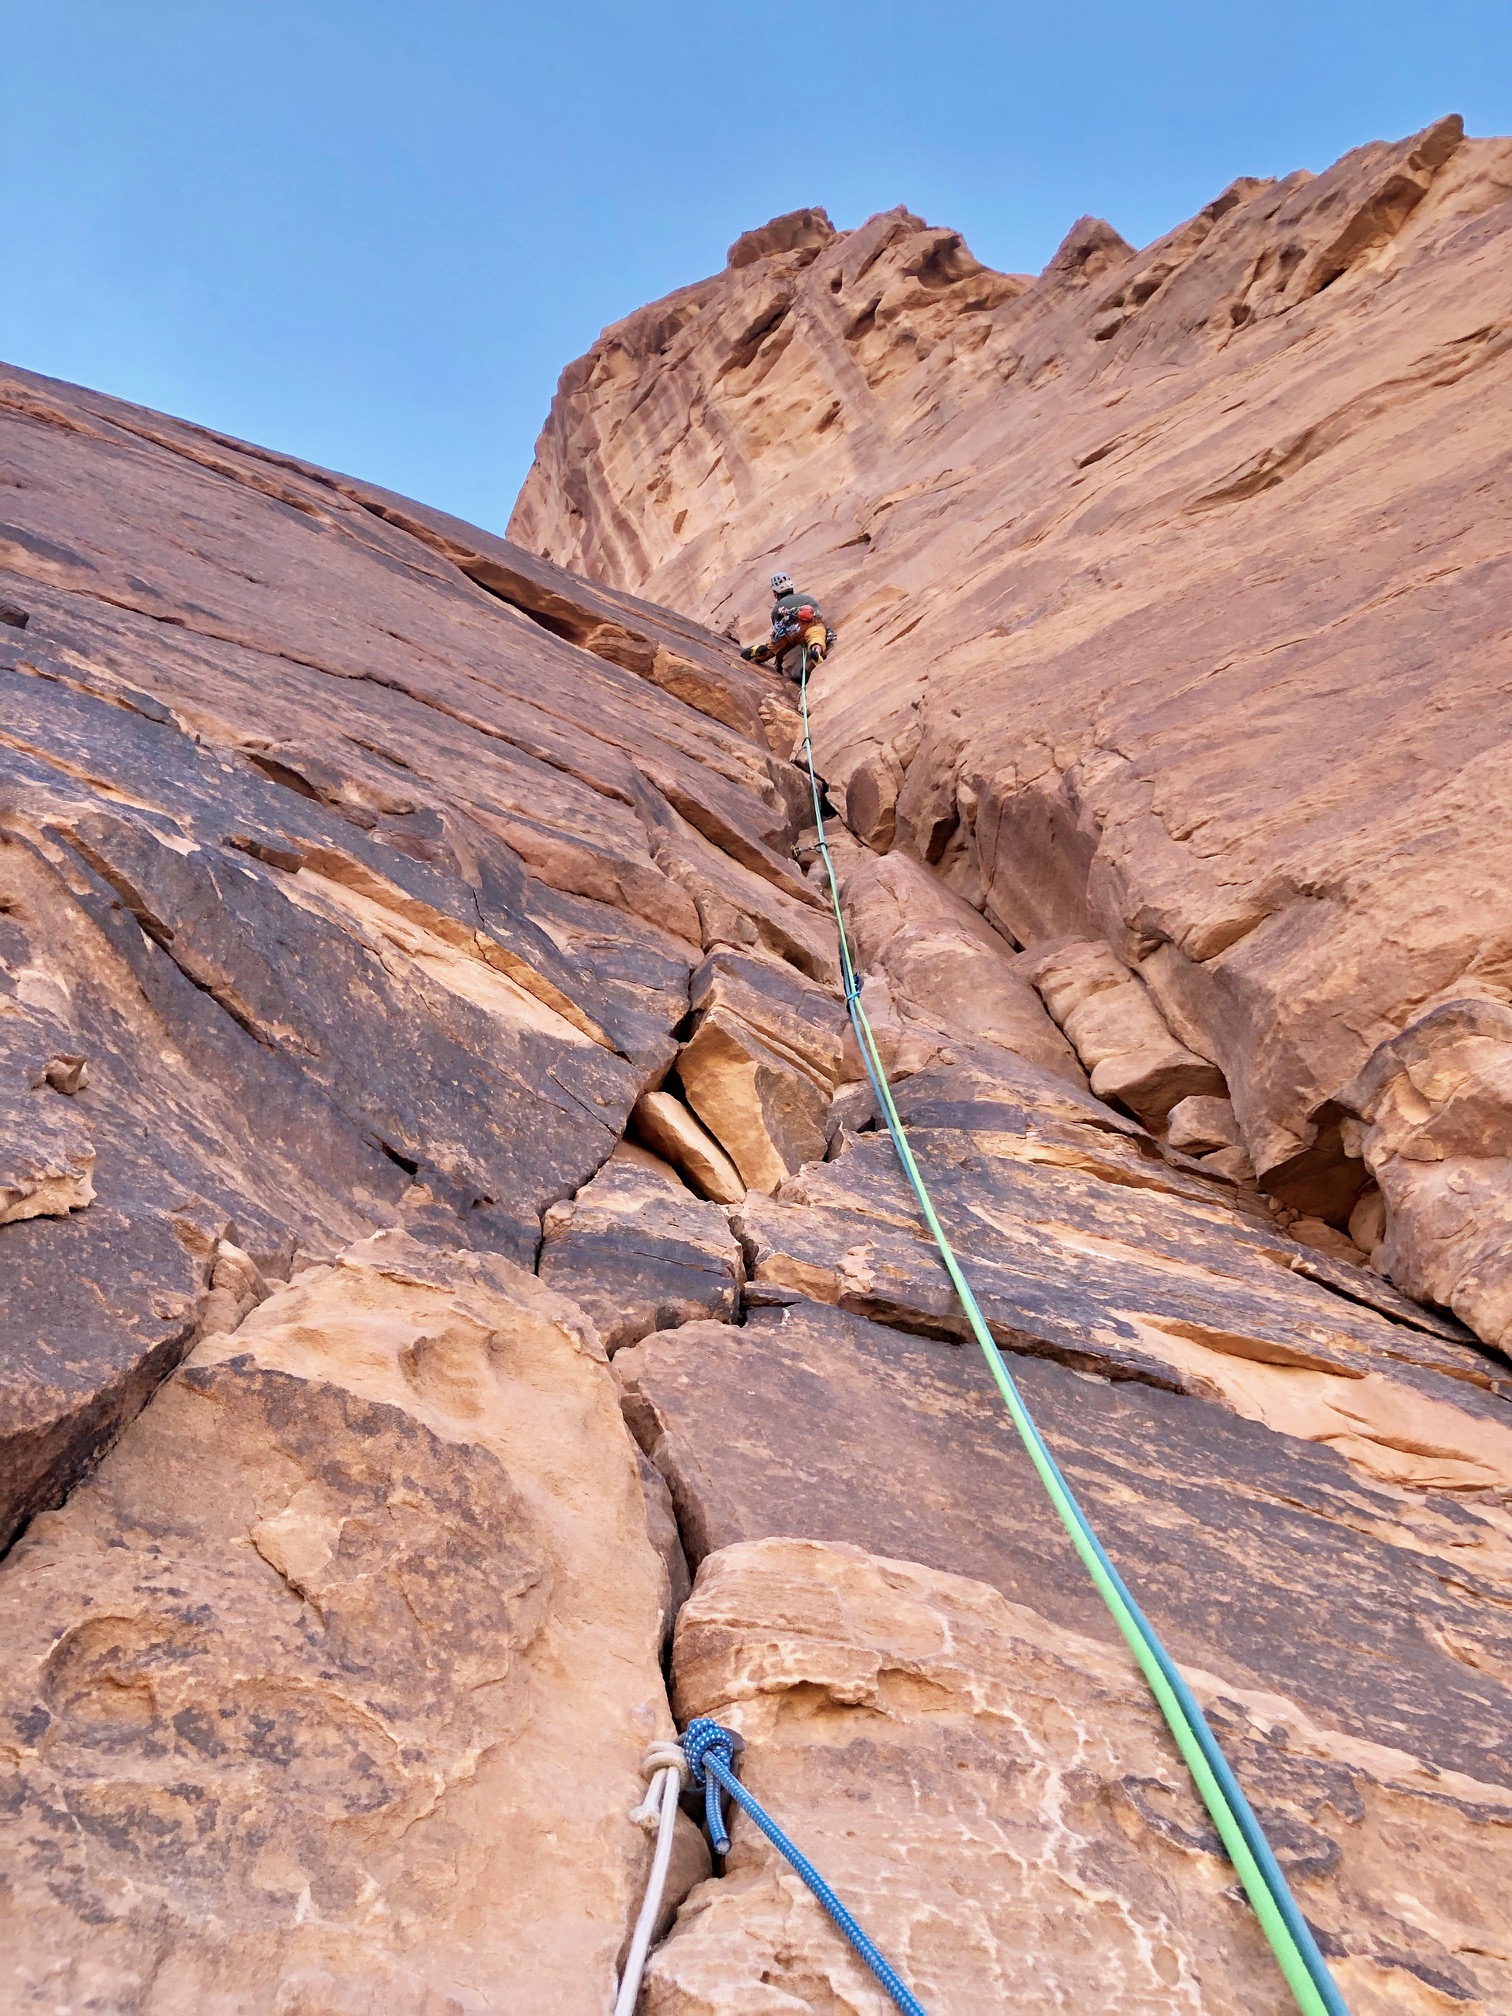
[675,949,846,1191]
[539,1149,743,1350]
[645,1537,1512,2013]
[840,851,1085,1085]
[0,1231,679,2011]
[0,359,804,1545]
[1341,999,1512,1351]
[513,115,1512,1342]
[1020,935,1226,1126]
[631,1088,746,1203]
[9,120,1512,2009]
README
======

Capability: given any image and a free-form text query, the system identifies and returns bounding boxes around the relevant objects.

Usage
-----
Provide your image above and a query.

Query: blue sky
[4,1,1507,532]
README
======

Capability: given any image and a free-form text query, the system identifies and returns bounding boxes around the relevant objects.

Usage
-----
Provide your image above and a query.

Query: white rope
[614,1744,690,2015]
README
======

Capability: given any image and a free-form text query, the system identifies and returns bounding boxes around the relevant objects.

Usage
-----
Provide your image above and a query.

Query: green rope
[795,649,1349,2016]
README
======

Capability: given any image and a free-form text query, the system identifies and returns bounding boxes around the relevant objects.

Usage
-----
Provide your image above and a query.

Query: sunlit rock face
[4,115,1512,2010]
[512,116,1512,1342]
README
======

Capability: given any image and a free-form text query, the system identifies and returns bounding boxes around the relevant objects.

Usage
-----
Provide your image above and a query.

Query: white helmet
[770,572,794,595]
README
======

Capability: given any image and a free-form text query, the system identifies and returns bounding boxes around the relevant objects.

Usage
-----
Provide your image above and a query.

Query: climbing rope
[794,648,1351,2016]
[682,1717,930,2016]
[614,1741,689,2016]
[615,1723,929,2014]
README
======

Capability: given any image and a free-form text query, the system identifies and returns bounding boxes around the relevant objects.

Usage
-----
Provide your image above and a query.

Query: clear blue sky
[4,1,1506,532]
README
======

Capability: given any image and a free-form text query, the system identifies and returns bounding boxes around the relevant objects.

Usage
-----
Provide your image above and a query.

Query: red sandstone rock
[512,115,1512,1342]
[6,123,1512,2007]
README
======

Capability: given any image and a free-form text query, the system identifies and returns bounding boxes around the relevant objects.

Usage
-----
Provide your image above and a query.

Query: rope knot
[680,1717,744,1854]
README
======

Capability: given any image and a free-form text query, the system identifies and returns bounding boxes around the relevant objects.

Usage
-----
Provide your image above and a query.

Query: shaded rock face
[511,115,1512,1342]
[0,359,802,1550]
[6,123,1512,2010]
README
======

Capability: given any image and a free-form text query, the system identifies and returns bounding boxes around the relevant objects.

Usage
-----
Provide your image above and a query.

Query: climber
[740,571,835,682]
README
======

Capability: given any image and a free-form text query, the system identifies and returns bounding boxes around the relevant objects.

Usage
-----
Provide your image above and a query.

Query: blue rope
[680,1717,929,2016]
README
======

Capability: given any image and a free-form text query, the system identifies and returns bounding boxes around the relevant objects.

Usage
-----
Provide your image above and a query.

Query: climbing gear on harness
[681,1718,929,2016]
[794,647,1350,2016]
[614,1740,692,2016]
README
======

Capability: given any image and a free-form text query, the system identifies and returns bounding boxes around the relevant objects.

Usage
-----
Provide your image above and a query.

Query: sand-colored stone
[1020,937,1226,1127]
[841,852,1085,1084]
[677,1011,828,1193]
[1340,998,1512,1349]
[836,971,953,1086]
[631,1089,746,1204]
[642,1537,1512,2014]
[512,115,1512,1336]
[1167,1093,1243,1154]
[0,1231,679,2013]
[689,947,847,1097]
[672,948,847,1192]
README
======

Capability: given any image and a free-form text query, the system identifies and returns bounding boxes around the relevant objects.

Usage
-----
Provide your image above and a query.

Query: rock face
[0,1232,679,2011]
[646,1537,1510,2014]
[0,359,800,1551]
[7,121,1512,2011]
[512,115,1512,1344]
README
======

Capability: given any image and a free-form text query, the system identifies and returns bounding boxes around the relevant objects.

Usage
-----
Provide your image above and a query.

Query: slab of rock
[614,1302,1512,1767]
[646,1536,1512,2013]
[635,781,839,985]
[840,851,1086,1086]
[1341,999,1512,1354]
[731,1037,1512,1485]
[679,1011,829,1192]
[631,1088,746,1203]
[1021,937,1227,1127]
[690,946,846,1091]
[0,355,812,1537]
[0,1232,679,2012]
[676,950,847,1192]
[539,1152,743,1351]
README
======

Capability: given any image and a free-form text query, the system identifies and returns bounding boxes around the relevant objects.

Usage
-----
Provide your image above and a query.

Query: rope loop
[681,1716,744,1854]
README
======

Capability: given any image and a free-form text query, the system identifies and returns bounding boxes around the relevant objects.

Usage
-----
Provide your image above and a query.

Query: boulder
[1167,1093,1243,1154]
[0,1233,680,2013]
[1020,938,1227,1127]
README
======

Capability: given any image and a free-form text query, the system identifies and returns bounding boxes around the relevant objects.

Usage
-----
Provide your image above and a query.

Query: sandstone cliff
[2,118,1511,2013]
[512,117,1512,1360]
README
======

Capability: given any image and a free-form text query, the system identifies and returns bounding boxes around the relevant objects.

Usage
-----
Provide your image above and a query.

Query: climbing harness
[793,648,1351,2016]
[615,1724,929,2016]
